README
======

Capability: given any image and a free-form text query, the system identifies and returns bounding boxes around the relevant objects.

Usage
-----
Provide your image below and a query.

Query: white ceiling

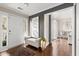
[51,6,74,21]
[0,3,62,16]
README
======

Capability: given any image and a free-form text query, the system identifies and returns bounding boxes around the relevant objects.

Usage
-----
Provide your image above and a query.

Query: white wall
[51,17,58,40]
[25,18,28,36]
[0,10,28,51]
[8,14,25,49]
[44,14,49,45]
[76,3,79,56]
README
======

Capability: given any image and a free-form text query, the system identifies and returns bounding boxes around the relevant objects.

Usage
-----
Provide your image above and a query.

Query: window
[30,17,39,38]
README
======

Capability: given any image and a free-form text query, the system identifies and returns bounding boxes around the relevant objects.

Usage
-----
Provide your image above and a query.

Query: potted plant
[39,36,46,50]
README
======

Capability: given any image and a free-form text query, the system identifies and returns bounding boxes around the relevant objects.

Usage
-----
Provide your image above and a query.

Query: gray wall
[28,17,30,36]
[39,14,44,37]
[49,15,51,43]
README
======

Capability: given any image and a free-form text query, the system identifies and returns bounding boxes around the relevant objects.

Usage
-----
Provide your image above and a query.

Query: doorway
[50,6,74,56]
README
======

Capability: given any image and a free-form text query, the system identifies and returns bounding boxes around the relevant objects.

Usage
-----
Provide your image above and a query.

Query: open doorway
[50,6,74,56]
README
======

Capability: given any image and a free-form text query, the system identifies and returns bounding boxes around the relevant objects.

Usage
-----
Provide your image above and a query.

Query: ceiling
[0,3,62,16]
[51,6,74,21]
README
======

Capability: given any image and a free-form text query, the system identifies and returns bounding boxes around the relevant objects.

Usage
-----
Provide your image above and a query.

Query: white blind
[30,17,39,38]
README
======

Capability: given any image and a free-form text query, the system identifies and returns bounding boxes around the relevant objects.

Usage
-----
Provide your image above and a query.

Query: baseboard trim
[0,43,23,53]
[8,43,24,50]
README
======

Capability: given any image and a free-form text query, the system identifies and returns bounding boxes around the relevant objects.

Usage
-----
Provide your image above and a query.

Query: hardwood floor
[0,39,72,56]
[52,39,72,56]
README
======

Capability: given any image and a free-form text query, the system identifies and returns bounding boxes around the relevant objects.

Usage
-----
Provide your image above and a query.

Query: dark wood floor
[0,39,72,56]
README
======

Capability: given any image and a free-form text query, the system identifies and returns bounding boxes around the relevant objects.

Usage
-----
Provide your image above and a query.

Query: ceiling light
[17,7,23,10]
[17,3,29,10]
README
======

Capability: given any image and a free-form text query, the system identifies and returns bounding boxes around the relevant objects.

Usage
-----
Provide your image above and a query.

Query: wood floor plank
[0,39,72,56]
